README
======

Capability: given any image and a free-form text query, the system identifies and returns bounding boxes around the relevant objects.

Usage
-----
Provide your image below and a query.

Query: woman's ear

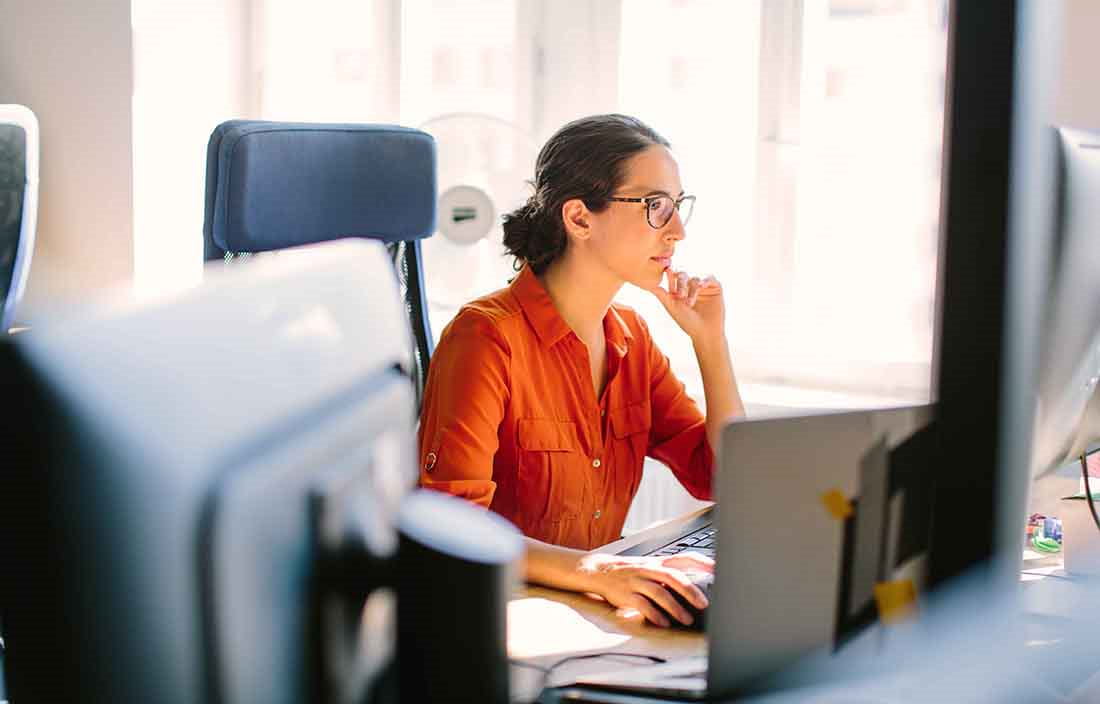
[561,199,592,241]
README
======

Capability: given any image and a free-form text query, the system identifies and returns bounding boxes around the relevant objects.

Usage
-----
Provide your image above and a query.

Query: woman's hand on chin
[576,552,713,628]
[648,268,726,343]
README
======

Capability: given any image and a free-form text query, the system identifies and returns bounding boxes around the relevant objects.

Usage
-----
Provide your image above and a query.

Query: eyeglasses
[607,193,696,229]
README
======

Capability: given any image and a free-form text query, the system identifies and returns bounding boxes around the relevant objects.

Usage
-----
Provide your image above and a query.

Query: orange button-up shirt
[418,265,714,550]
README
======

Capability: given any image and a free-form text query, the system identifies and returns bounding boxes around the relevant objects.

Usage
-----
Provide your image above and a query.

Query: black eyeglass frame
[606,194,696,229]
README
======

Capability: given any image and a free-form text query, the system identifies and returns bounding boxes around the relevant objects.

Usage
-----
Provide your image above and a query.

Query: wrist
[575,553,617,595]
[691,331,728,355]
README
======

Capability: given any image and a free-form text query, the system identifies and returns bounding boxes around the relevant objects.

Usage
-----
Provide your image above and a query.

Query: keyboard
[643,523,716,559]
[616,507,716,559]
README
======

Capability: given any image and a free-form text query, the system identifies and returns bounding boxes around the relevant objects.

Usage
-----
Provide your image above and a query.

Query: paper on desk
[507,598,630,659]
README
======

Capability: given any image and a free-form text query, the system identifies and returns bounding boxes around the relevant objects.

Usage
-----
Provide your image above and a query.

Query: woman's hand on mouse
[648,268,726,344]
[577,552,713,628]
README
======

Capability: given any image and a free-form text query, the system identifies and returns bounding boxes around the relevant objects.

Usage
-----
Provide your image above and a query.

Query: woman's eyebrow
[627,187,686,197]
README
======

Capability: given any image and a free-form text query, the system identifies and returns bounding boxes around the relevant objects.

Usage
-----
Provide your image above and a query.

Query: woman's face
[584,145,687,290]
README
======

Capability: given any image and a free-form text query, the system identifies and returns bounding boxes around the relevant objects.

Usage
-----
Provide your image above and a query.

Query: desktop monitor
[0,104,38,332]
[0,240,512,703]
[930,0,1100,591]
[1031,126,1100,477]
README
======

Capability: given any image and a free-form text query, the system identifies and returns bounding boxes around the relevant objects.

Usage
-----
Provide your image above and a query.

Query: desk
[509,508,1100,704]
[508,507,710,703]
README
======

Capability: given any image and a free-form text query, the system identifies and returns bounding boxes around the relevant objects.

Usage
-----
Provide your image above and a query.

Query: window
[399,0,527,127]
[615,0,948,405]
[131,0,248,300]
[756,0,947,401]
[132,0,947,405]
[258,0,394,122]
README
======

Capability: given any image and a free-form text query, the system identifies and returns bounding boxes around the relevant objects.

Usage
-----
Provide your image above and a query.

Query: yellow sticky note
[873,579,918,625]
[820,489,852,520]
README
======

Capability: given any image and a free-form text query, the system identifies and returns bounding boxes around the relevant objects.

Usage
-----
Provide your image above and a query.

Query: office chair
[202,120,437,406]
[0,104,39,333]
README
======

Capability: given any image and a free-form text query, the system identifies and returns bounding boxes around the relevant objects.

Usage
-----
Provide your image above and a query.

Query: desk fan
[418,113,538,341]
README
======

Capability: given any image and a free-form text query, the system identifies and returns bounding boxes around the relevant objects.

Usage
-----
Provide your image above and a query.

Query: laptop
[573,404,936,700]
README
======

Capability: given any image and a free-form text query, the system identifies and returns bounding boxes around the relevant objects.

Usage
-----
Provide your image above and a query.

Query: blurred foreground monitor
[0,240,430,703]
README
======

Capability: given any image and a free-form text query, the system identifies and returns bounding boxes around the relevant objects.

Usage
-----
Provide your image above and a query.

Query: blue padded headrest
[203,120,436,260]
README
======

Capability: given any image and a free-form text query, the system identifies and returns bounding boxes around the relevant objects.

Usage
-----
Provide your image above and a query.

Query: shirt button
[594,509,602,520]
[424,451,437,473]
[600,409,606,417]
[592,458,601,469]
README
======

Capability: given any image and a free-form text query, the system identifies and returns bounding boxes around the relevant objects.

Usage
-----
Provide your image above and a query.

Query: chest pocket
[516,418,584,526]
[609,400,651,499]
[609,400,651,445]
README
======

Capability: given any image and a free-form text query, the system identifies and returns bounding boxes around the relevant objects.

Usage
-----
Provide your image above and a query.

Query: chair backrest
[0,104,39,332]
[202,120,437,407]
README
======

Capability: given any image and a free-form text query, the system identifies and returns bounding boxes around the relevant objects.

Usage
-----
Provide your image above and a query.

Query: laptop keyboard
[643,523,716,559]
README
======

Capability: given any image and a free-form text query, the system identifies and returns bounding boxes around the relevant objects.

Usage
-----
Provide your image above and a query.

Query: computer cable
[510,652,666,702]
[1080,454,1100,534]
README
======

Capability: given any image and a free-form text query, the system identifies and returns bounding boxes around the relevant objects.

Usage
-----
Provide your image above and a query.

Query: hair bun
[502,200,539,266]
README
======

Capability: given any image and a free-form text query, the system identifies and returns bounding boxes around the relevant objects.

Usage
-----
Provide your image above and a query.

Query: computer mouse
[659,571,713,631]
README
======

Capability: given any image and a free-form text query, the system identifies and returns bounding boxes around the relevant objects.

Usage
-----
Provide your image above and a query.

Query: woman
[418,114,745,628]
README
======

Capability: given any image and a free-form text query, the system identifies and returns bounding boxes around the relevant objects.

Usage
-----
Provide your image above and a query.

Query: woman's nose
[663,213,687,241]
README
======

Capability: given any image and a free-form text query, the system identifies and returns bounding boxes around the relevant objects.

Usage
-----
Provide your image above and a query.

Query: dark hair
[502,114,670,275]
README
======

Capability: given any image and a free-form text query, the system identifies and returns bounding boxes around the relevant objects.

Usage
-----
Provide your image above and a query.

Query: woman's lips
[651,256,671,269]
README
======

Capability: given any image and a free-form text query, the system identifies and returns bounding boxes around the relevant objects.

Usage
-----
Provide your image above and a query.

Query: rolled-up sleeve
[417,310,511,507]
[641,320,715,501]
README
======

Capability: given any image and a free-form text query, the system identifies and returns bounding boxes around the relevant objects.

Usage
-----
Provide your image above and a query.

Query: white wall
[0,0,134,318]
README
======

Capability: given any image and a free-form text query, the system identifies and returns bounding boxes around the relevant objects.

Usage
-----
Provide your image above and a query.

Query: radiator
[622,457,712,535]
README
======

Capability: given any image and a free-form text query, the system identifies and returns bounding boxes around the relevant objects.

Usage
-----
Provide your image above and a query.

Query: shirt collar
[511,265,634,356]
[605,305,633,359]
